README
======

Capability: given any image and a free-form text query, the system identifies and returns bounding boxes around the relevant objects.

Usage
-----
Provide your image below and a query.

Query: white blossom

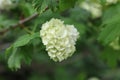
[40,18,79,62]
[81,1,102,18]
[0,0,13,10]
[106,0,118,4]
[88,77,100,80]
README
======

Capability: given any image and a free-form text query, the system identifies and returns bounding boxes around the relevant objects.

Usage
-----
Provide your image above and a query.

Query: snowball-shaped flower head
[0,0,13,10]
[40,18,79,62]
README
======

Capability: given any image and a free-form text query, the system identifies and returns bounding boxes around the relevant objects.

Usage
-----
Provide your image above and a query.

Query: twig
[0,7,49,35]
[0,13,39,35]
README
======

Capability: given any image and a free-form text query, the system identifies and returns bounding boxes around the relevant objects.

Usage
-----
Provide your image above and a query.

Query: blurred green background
[0,0,120,80]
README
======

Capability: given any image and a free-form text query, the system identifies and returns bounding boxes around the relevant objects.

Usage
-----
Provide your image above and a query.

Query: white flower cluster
[0,0,13,10]
[40,18,79,62]
[80,0,119,18]
[81,1,102,18]
[106,0,118,4]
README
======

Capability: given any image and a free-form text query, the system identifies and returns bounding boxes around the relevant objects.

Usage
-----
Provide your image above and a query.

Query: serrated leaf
[8,47,22,70]
[14,32,40,48]
[34,0,47,13]
[7,46,32,70]
[28,0,58,13]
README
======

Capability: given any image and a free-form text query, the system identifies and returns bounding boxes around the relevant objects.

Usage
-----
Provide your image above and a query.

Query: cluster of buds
[40,18,79,62]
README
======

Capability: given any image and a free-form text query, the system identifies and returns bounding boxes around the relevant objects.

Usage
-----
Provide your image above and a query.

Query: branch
[0,13,39,35]
[0,7,49,35]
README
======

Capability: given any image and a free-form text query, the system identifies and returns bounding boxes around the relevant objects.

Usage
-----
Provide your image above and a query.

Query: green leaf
[100,47,120,68]
[98,3,120,45]
[30,0,58,13]
[8,47,22,70]
[14,32,40,48]
[7,46,32,70]
[32,0,48,13]
[31,32,40,38]
[19,3,36,17]
[20,46,33,65]
[102,3,120,23]
[98,25,120,45]
[5,46,13,59]
[0,15,17,30]
[14,34,31,47]
[59,0,77,11]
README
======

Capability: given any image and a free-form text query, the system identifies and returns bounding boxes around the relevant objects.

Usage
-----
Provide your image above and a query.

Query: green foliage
[32,0,49,13]
[0,15,17,30]
[76,73,86,80]
[27,0,58,13]
[14,32,39,48]
[7,46,32,70]
[14,34,32,48]
[100,47,120,68]
[59,0,76,11]
[19,2,36,16]
[6,32,39,70]
[0,0,120,80]
[8,47,22,70]
[99,3,120,45]
[98,25,120,45]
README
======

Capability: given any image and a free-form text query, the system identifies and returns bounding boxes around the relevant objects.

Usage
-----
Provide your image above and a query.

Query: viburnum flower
[40,18,79,62]
[81,1,102,18]
[0,0,13,10]
[106,0,118,4]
